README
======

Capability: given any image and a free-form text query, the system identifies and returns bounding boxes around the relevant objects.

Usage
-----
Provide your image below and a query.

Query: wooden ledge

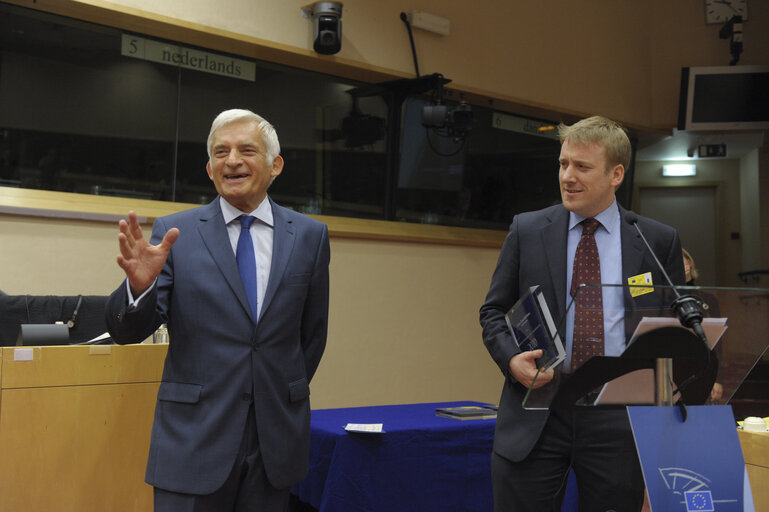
[0,187,505,248]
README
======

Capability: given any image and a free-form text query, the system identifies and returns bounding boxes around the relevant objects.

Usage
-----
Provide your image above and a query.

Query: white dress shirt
[220,196,273,321]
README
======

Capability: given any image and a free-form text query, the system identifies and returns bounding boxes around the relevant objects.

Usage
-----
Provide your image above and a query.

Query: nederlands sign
[121,34,256,82]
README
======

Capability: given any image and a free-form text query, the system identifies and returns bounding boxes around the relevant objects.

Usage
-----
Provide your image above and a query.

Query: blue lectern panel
[628,405,754,512]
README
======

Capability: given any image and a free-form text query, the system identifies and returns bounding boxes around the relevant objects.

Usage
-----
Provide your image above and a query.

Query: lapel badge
[628,272,653,297]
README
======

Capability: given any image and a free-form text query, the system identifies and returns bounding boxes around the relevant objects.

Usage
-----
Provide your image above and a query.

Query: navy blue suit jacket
[106,197,330,493]
[479,203,684,463]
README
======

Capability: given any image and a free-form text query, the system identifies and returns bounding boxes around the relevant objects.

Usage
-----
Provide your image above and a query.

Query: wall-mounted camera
[302,2,343,55]
[422,101,473,139]
[417,74,472,143]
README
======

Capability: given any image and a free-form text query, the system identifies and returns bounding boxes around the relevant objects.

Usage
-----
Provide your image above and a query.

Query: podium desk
[0,344,167,512]
[738,429,769,509]
[291,401,496,512]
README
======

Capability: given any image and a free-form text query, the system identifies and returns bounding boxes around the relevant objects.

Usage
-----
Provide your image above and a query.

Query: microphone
[66,295,83,329]
[624,212,708,345]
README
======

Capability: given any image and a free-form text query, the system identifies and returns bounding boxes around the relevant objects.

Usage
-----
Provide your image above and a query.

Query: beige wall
[73,0,769,129]
[0,210,505,408]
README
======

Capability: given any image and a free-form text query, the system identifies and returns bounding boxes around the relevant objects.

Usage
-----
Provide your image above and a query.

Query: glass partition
[0,1,593,230]
[520,284,769,412]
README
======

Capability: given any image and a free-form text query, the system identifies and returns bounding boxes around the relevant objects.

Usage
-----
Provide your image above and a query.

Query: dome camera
[309,2,343,55]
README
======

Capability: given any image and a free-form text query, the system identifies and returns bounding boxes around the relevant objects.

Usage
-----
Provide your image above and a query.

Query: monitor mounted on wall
[677,65,769,131]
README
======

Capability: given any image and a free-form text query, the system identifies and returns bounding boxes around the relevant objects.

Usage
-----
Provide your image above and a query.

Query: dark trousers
[492,407,644,512]
[154,404,290,512]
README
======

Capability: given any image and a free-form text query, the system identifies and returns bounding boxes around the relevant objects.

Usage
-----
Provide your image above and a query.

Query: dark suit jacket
[106,197,330,493]
[479,203,684,463]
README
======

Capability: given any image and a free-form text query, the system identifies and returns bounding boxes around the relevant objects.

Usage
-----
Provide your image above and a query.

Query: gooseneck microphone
[624,212,708,345]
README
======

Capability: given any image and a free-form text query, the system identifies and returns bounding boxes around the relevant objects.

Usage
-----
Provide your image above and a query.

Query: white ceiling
[636,129,765,162]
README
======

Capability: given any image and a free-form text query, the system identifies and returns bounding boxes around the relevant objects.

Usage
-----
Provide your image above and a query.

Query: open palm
[116,211,179,295]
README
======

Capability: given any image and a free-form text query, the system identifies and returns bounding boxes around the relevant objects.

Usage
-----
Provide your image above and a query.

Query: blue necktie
[236,215,258,322]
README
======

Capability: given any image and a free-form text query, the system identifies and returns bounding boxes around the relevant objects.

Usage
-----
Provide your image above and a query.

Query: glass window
[0,2,582,231]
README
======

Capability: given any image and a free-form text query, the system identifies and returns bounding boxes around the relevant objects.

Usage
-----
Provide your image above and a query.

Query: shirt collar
[568,198,619,234]
[220,196,274,228]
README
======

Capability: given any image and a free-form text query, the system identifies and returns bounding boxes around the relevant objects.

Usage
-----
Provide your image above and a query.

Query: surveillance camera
[422,101,473,138]
[310,2,343,55]
[421,104,449,128]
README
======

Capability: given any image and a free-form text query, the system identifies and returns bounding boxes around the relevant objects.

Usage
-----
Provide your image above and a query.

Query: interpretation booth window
[0,2,573,231]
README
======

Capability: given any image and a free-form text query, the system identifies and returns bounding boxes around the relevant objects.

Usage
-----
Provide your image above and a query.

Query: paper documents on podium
[504,285,565,371]
[628,316,728,350]
[595,316,728,405]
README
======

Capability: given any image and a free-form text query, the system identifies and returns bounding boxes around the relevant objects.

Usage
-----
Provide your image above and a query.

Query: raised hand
[116,211,179,295]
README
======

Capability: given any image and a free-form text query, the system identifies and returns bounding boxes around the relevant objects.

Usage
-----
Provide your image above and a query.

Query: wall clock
[704,0,747,24]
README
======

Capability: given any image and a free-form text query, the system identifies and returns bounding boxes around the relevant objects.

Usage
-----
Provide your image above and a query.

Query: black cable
[67,295,83,328]
[400,12,420,77]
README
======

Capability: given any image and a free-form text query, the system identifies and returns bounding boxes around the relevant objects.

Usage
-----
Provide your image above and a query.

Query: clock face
[704,0,748,24]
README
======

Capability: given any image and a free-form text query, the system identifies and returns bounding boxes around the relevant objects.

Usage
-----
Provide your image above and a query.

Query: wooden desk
[738,428,769,510]
[0,344,167,512]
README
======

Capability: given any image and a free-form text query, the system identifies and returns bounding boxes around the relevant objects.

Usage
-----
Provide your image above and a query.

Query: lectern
[0,343,167,511]
[519,284,769,509]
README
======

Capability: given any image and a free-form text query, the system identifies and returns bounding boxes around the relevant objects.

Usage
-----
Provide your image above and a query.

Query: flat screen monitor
[677,65,769,131]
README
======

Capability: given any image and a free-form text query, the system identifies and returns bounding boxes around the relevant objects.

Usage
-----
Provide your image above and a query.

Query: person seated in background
[683,248,720,315]
[683,248,698,286]
[683,248,723,402]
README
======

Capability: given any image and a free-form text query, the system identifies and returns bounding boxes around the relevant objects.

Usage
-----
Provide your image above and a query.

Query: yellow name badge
[628,272,653,297]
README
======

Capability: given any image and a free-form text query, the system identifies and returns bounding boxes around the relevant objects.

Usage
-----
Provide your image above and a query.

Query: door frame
[633,180,727,285]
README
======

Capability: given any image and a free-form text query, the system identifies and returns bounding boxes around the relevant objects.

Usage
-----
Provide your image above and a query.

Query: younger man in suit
[106,109,330,512]
[480,116,685,511]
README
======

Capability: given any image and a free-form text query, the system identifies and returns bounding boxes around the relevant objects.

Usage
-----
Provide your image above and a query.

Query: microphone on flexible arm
[624,212,708,345]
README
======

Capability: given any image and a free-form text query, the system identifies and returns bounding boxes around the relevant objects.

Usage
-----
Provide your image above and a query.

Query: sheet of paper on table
[344,423,385,434]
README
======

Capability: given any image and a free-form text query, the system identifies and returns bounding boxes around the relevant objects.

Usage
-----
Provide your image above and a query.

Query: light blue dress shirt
[564,199,625,372]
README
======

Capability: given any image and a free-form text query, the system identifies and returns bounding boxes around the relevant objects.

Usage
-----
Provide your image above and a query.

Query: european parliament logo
[684,490,714,511]
[629,406,752,511]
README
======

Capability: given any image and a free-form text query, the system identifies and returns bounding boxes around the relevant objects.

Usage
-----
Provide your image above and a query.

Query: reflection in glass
[1,2,574,231]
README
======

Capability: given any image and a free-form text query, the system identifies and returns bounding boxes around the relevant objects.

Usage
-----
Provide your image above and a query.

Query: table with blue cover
[291,401,496,512]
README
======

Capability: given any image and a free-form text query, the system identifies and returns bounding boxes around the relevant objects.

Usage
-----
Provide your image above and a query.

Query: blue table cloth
[292,401,496,512]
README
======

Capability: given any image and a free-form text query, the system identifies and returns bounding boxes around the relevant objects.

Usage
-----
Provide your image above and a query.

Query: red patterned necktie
[570,218,604,370]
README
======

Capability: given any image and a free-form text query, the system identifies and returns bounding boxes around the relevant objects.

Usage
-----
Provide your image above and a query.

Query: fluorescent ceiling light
[662,164,696,176]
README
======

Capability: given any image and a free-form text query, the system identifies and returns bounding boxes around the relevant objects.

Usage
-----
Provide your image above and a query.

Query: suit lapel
[619,206,646,281]
[260,199,295,320]
[542,206,569,321]
[618,206,651,340]
[197,199,254,320]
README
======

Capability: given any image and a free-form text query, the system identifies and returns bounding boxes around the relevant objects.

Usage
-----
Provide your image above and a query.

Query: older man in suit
[106,109,330,512]
[480,116,684,511]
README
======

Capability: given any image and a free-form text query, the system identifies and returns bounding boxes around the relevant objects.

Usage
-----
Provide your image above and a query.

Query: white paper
[630,316,728,349]
[87,332,112,343]
[344,423,384,434]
